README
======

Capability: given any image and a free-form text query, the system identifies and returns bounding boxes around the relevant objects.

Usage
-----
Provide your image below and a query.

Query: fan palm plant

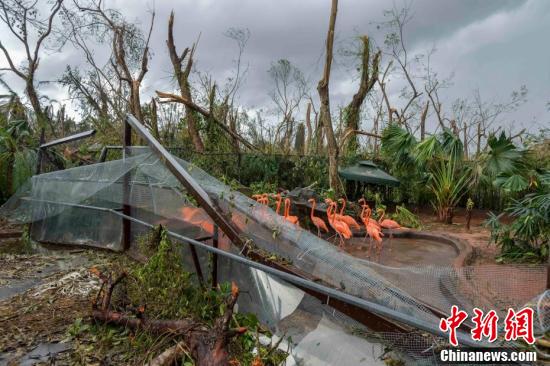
[486,174,549,263]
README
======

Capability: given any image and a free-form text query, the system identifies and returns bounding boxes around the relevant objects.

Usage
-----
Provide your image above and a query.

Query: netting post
[547,262,550,290]
[122,120,132,251]
[211,225,218,288]
[190,244,205,287]
[35,128,45,175]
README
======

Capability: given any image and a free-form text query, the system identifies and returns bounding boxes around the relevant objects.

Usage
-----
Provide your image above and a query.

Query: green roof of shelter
[338,160,400,187]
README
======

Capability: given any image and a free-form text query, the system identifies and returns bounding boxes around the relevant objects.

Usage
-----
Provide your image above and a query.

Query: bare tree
[0,0,63,127]
[267,58,307,152]
[73,0,155,123]
[377,3,422,128]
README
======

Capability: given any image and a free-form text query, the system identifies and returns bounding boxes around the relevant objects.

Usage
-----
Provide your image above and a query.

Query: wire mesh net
[1,146,547,364]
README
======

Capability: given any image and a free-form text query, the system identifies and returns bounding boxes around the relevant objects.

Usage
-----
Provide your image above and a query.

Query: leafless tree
[72,0,155,123]
[267,58,307,152]
[0,0,63,127]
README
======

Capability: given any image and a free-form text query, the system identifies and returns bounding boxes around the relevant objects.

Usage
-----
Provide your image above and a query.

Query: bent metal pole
[125,114,246,249]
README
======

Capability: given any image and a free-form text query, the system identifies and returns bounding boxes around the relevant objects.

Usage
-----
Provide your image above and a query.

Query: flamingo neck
[284,199,290,218]
[310,201,316,219]
[275,195,282,214]
[360,205,366,219]
[378,211,385,223]
[339,200,346,215]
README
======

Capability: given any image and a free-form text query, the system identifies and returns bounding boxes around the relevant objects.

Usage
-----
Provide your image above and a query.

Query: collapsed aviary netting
[1,146,548,364]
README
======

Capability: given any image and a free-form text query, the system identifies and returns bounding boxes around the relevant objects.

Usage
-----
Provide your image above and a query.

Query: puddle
[0,342,71,365]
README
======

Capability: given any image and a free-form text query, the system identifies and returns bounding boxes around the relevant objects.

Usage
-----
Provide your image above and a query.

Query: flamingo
[259,193,270,205]
[307,198,329,237]
[358,198,381,230]
[273,193,283,215]
[180,206,215,236]
[325,199,352,248]
[359,204,384,259]
[376,208,405,253]
[377,208,403,229]
[284,198,300,226]
[336,198,361,230]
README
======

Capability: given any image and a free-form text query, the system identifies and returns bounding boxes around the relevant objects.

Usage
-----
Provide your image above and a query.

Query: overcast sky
[1,0,549,134]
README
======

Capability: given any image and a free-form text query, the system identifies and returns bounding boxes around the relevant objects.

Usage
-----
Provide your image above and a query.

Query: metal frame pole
[211,225,219,288]
[125,114,246,249]
[121,120,132,251]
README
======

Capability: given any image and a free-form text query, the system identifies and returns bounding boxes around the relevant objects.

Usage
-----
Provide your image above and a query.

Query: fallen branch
[147,341,188,366]
[156,90,259,152]
[92,272,246,366]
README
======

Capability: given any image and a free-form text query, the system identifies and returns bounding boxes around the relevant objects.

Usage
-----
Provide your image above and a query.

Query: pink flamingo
[284,198,300,226]
[358,199,381,230]
[360,204,384,259]
[308,198,329,237]
[377,208,403,229]
[259,193,270,205]
[376,208,406,253]
[273,193,283,215]
[334,198,361,230]
[325,199,352,248]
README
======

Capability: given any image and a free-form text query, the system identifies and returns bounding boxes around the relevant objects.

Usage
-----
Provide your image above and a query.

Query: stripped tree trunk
[167,12,204,152]
[317,0,340,193]
[305,102,312,153]
[342,36,380,155]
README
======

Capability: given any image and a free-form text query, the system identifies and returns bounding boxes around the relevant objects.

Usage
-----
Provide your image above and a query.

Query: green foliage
[427,161,469,223]
[486,180,549,263]
[0,118,37,200]
[381,124,417,170]
[250,181,277,195]
[483,132,526,177]
[466,198,474,211]
[391,205,422,229]
[98,228,288,364]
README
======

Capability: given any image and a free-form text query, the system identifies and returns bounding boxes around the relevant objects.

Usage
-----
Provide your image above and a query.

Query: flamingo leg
[366,237,373,259]
[339,234,345,248]
[376,241,382,262]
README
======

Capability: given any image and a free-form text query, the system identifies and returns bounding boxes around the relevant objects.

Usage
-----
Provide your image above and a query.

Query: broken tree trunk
[342,36,380,155]
[92,272,246,366]
[167,11,205,152]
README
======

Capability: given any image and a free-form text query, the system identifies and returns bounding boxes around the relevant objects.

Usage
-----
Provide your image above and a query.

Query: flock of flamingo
[252,193,405,259]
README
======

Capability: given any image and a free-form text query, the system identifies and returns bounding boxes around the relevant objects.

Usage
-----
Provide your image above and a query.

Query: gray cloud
[1,0,548,132]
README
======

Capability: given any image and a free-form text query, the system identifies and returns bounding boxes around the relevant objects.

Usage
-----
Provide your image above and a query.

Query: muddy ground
[0,231,133,365]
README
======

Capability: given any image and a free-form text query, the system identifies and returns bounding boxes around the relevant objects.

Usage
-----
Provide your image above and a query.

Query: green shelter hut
[338,160,400,199]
